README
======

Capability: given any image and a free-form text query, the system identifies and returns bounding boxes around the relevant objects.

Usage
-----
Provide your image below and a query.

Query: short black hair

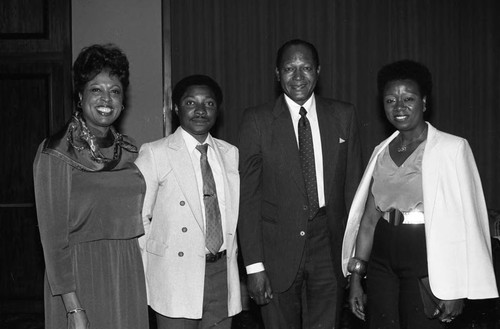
[172,75,223,107]
[276,39,320,69]
[73,44,130,103]
[377,59,432,99]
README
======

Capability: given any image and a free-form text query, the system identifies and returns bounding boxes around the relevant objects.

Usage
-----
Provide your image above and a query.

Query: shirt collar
[180,127,214,152]
[284,93,316,119]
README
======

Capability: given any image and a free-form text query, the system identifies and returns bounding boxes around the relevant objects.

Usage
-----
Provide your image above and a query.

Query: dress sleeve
[33,143,75,295]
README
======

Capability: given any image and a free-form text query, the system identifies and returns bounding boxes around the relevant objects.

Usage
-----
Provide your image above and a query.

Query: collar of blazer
[420,122,440,229]
[167,127,231,154]
[165,128,206,232]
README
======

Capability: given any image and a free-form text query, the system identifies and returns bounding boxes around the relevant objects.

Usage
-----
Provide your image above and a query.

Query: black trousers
[261,213,342,329]
[366,219,444,329]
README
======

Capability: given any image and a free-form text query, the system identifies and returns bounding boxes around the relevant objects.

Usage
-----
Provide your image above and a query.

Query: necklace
[397,126,428,153]
[66,112,122,163]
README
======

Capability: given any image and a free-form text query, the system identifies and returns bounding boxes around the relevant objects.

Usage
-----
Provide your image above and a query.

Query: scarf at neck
[43,112,137,171]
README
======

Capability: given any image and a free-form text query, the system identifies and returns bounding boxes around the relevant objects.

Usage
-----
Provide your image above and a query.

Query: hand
[247,271,273,305]
[438,298,464,323]
[67,310,90,329]
[348,275,367,321]
[61,292,89,329]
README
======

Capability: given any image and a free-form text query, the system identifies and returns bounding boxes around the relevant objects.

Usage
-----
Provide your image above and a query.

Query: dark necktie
[196,144,223,254]
[298,107,319,219]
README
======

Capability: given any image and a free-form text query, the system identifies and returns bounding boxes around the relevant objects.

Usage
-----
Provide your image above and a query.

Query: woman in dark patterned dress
[33,44,149,329]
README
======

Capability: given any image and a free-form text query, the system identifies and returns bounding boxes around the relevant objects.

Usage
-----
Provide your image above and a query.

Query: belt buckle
[206,253,217,262]
[388,209,404,226]
[206,250,226,263]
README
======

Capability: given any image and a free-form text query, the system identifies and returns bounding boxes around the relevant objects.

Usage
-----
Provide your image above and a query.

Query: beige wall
[72,0,164,146]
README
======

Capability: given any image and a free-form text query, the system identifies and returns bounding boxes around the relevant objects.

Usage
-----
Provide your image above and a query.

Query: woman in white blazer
[342,60,498,328]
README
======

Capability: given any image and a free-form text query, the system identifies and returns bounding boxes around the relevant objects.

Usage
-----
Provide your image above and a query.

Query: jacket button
[300,231,305,236]
[182,227,187,232]
[178,252,184,257]
[180,201,186,206]
[303,205,308,211]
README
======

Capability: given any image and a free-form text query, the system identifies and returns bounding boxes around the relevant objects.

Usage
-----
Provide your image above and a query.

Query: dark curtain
[169,0,500,209]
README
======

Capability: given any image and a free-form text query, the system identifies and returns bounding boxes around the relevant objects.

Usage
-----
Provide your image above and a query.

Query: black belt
[206,250,226,262]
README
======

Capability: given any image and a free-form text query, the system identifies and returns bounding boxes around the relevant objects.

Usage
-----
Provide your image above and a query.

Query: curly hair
[377,59,432,99]
[172,75,223,108]
[73,44,130,103]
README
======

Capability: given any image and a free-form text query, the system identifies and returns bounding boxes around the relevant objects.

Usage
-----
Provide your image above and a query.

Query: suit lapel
[421,123,440,229]
[168,129,205,232]
[272,96,307,196]
[316,96,340,201]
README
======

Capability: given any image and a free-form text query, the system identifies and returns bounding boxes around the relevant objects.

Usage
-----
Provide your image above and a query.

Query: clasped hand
[437,299,464,323]
[348,276,367,321]
[247,271,273,305]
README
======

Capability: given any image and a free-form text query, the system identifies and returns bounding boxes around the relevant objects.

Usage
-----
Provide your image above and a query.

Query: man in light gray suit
[136,75,241,329]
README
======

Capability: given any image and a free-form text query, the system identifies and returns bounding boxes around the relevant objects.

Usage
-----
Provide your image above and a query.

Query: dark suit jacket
[238,94,363,293]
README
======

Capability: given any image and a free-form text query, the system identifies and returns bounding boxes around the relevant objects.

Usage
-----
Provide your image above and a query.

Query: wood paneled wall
[168,0,500,209]
[0,0,72,312]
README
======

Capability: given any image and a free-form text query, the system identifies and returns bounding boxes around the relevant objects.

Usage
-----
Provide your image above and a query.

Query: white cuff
[246,262,265,274]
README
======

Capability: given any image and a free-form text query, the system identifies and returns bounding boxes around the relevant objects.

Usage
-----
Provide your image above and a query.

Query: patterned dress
[33,119,149,329]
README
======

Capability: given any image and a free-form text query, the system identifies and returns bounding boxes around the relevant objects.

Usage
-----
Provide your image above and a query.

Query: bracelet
[66,307,86,317]
[347,257,368,277]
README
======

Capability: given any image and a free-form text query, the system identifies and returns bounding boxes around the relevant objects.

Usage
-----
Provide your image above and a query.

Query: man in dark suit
[238,39,363,328]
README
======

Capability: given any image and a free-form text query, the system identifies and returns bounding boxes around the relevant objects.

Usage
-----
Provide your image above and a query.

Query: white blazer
[135,128,242,318]
[342,123,498,300]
